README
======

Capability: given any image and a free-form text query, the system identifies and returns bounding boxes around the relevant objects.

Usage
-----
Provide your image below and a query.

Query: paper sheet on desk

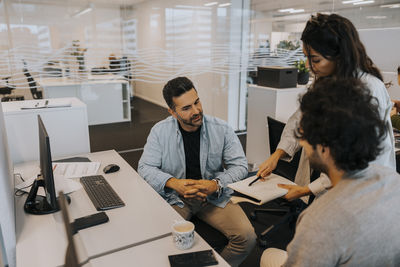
[228,174,296,205]
[52,162,100,178]
[15,175,82,196]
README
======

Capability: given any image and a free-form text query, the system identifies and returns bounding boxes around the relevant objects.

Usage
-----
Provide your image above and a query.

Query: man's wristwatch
[212,178,223,198]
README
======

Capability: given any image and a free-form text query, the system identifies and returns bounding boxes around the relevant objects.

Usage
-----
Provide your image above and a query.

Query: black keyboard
[80,175,125,211]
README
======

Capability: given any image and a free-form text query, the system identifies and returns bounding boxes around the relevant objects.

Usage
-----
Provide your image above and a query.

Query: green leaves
[294,59,309,73]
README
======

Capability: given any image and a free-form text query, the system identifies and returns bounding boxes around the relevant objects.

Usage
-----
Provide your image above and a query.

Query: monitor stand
[24,179,71,215]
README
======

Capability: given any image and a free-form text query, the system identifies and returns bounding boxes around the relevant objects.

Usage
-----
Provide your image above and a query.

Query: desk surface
[2,97,85,114]
[89,234,228,267]
[15,150,229,267]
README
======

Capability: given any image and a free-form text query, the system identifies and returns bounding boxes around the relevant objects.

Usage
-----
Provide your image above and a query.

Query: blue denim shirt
[138,115,248,208]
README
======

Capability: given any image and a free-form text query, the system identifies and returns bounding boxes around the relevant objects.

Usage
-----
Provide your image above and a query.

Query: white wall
[359,27,400,99]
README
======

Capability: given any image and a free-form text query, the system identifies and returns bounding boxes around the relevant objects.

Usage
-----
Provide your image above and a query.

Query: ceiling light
[278,8,304,13]
[279,8,295,12]
[366,15,387,19]
[353,0,374,5]
[73,4,93,18]
[204,2,218,6]
[219,3,231,7]
[380,3,400,8]
[289,9,304,13]
[342,0,362,4]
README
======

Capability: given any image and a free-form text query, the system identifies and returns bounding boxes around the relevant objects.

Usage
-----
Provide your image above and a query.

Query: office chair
[23,65,43,99]
[250,116,306,247]
[0,77,25,102]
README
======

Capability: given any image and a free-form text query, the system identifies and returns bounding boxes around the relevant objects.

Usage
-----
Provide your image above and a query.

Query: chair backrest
[267,116,302,181]
[0,77,14,96]
[23,67,43,99]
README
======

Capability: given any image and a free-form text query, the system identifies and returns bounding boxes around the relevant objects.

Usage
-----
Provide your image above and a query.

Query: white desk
[15,150,229,267]
[2,98,90,164]
[89,234,227,267]
[246,84,306,169]
[40,76,131,125]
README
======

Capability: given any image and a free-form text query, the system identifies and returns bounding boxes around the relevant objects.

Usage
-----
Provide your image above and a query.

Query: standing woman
[257,13,395,200]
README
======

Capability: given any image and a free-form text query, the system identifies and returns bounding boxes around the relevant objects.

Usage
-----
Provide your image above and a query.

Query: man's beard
[177,111,203,128]
[309,150,328,174]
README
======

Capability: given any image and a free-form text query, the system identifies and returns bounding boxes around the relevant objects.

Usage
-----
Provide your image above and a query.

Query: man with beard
[138,77,256,267]
[260,77,400,267]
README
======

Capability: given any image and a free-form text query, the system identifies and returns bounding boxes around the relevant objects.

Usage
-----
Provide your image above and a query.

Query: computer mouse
[103,164,120,174]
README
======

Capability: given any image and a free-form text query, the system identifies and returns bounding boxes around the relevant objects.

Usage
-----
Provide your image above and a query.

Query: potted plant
[294,59,309,85]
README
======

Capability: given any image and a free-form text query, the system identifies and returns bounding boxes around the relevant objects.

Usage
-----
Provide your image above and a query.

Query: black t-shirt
[179,124,202,180]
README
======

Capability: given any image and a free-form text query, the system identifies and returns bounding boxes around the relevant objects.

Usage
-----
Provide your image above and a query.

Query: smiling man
[138,77,256,267]
[260,77,400,267]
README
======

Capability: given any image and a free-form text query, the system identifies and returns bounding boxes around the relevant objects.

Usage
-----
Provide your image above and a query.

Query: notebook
[228,174,296,205]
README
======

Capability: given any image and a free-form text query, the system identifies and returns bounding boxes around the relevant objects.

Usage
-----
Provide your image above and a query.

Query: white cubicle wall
[40,76,131,126]
[0,104,16,267]
[246,84,306,169]
[2,98,90,164]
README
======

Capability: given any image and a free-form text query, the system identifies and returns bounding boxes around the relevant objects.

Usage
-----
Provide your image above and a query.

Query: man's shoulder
[204,115,231,129]
[152,116,176,131]
[363,164,400,186]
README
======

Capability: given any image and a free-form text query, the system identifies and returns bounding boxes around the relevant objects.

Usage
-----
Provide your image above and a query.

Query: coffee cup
[172,220,195,250]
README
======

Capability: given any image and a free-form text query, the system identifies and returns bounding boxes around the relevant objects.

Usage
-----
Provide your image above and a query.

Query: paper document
[228,174,296,205]
[52,162,100,178]
[20,99,72,109]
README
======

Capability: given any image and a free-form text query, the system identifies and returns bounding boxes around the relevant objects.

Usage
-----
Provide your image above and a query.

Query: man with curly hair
[261,77,400,267]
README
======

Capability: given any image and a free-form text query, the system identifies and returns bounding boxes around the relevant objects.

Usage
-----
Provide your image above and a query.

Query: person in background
[390,66,400,130]
[261,77,400,267]
[257,13,395,201]
[138,77,256,267]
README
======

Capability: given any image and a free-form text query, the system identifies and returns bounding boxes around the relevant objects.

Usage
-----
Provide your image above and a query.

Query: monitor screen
[38,114,57,209]
[24,115,67,214]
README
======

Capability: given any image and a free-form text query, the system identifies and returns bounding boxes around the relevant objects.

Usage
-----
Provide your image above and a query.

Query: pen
[248,176,262,186]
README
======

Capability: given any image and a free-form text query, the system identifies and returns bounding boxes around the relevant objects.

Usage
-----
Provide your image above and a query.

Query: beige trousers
[173,199,256,267]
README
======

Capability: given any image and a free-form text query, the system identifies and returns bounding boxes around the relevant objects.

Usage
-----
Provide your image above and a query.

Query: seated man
[261,77,400,267]
[138,77,256,267]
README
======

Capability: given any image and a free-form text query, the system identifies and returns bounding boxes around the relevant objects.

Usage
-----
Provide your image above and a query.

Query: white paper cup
[172,220,195,250]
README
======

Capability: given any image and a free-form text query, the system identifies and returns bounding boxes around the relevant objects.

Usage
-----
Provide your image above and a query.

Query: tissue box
[257,66,297,88]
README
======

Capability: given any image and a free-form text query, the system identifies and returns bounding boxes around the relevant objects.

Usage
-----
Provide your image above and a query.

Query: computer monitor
[24,115,70,214]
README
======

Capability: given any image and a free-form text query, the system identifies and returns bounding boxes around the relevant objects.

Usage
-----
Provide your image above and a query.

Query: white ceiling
[250,0,400,12]
[5,0,400,28]
[6,0,400,12]
[250,0,400,29]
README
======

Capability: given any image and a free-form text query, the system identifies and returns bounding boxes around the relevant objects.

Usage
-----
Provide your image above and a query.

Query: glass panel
[0,0,249,130]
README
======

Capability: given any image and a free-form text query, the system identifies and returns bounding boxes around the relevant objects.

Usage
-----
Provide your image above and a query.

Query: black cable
[15,173,24,182]
[14,183,33,197]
